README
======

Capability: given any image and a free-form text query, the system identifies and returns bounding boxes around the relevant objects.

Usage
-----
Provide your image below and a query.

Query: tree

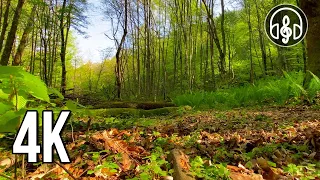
[0,0,11,54]
[103,0,129,99]
[59,0,88,95]
[13,5,37,66]
[0,0,26,66]
[59,0,71,95]
[300,0,320,79]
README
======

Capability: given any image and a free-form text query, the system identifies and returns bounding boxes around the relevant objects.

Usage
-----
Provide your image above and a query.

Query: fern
[174,72,320,109]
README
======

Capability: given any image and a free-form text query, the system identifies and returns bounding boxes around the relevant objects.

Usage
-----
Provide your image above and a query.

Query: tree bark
[254,0,267,75]
[220,0,227,75]
[13,5,36,66]
[0,0,25,66]
[301,0,320,78]
[59,0,71,96]
[201,0,226,77]
[115,0,128,99]
[0,0,11,54]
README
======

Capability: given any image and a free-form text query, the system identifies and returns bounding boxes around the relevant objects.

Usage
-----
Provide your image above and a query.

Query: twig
[0,173,13,180]
[77,167,89,178]
[14,155,17,180]
[54,161,77,180]
[21,155,25,179]
[70,121,75,143]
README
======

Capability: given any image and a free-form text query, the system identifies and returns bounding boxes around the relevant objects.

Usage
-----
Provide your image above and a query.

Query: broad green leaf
[48,88,64,99]
[0,66,50,102]
[11,94,28,110]
[0,109,26,133]
[0,89,9,100]
[66,100,77,111]
[139,172,151,180]
[0,102,12,115]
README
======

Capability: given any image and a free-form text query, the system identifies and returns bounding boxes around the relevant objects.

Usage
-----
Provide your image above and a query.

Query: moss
[139,107,179,117]
[91,107,179,118]
[93,101,176,110]
[92,108,139,118]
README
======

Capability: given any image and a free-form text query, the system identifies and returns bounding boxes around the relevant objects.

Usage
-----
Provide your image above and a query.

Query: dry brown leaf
[227,165,242,172]
[121,152,133,171]
[179,158,190,171]
[230,172,264,180]
[94,166,117,178]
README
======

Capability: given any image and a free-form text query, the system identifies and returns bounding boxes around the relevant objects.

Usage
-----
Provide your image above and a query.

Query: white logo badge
[265,4,308,47]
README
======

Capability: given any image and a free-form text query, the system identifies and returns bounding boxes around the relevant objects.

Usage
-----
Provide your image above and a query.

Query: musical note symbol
[280,15,293,44]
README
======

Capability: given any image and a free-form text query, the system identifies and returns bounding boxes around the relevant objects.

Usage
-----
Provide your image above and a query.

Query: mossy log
[92,107,179,118]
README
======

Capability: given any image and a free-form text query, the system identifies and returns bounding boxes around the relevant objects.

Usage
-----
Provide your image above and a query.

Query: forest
[0,0,320,179]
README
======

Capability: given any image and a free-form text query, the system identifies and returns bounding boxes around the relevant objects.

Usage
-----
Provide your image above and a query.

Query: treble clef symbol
[280,15,292,44]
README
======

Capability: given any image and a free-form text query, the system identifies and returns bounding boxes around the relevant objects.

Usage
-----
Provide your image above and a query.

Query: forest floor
[1,105,320,179]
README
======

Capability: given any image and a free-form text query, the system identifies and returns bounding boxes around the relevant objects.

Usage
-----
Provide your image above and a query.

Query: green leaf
[140,172,151,180]
[267,161,277,168]
[0,102,12,115]
[92,152,100,161]
[11,93,28,110]
[0,89,9,100]
[0,66,50,102]
[87,170,94,175]
[66,100,77,111]
[0,109,26,133]
[48,88,64,99]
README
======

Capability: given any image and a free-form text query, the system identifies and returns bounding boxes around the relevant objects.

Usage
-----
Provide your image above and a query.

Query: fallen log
[168,149,195,180]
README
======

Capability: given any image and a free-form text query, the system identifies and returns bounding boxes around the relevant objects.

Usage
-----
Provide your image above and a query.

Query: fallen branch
[0,173,13,180]
[54,161,78,180]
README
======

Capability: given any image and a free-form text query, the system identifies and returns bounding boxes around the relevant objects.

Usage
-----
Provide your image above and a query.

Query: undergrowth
[174,71,320,109]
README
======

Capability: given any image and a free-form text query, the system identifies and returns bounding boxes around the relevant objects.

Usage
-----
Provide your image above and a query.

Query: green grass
[174,71,320,109]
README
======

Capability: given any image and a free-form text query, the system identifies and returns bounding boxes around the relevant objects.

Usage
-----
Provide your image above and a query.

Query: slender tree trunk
[59,0,71,96]
[202,0,226,76]
[246,0,254,84]
[0,0,2,31]
[13,5,37,66]
[220,0,226,75]
[136,0,141,96]
[0,0,11,54]
[254,0,267,75]
[295,0,307,73]
[0,0,25,66]
[115,0,128,99]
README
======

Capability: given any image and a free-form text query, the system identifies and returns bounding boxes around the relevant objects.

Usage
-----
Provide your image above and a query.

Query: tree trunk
[245,0,254,84]
[220,0,226,75]
[202,0,226,77]
[301,0,320,78]
[59,0,71,96]
[254,0,267,75]
[0,0,25,66]
[115,0,128,99]
[13,5,36,66]
[0,0,11,54]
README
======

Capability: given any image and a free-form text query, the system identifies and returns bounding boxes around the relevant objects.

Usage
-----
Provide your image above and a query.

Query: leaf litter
[0,105,320,179]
